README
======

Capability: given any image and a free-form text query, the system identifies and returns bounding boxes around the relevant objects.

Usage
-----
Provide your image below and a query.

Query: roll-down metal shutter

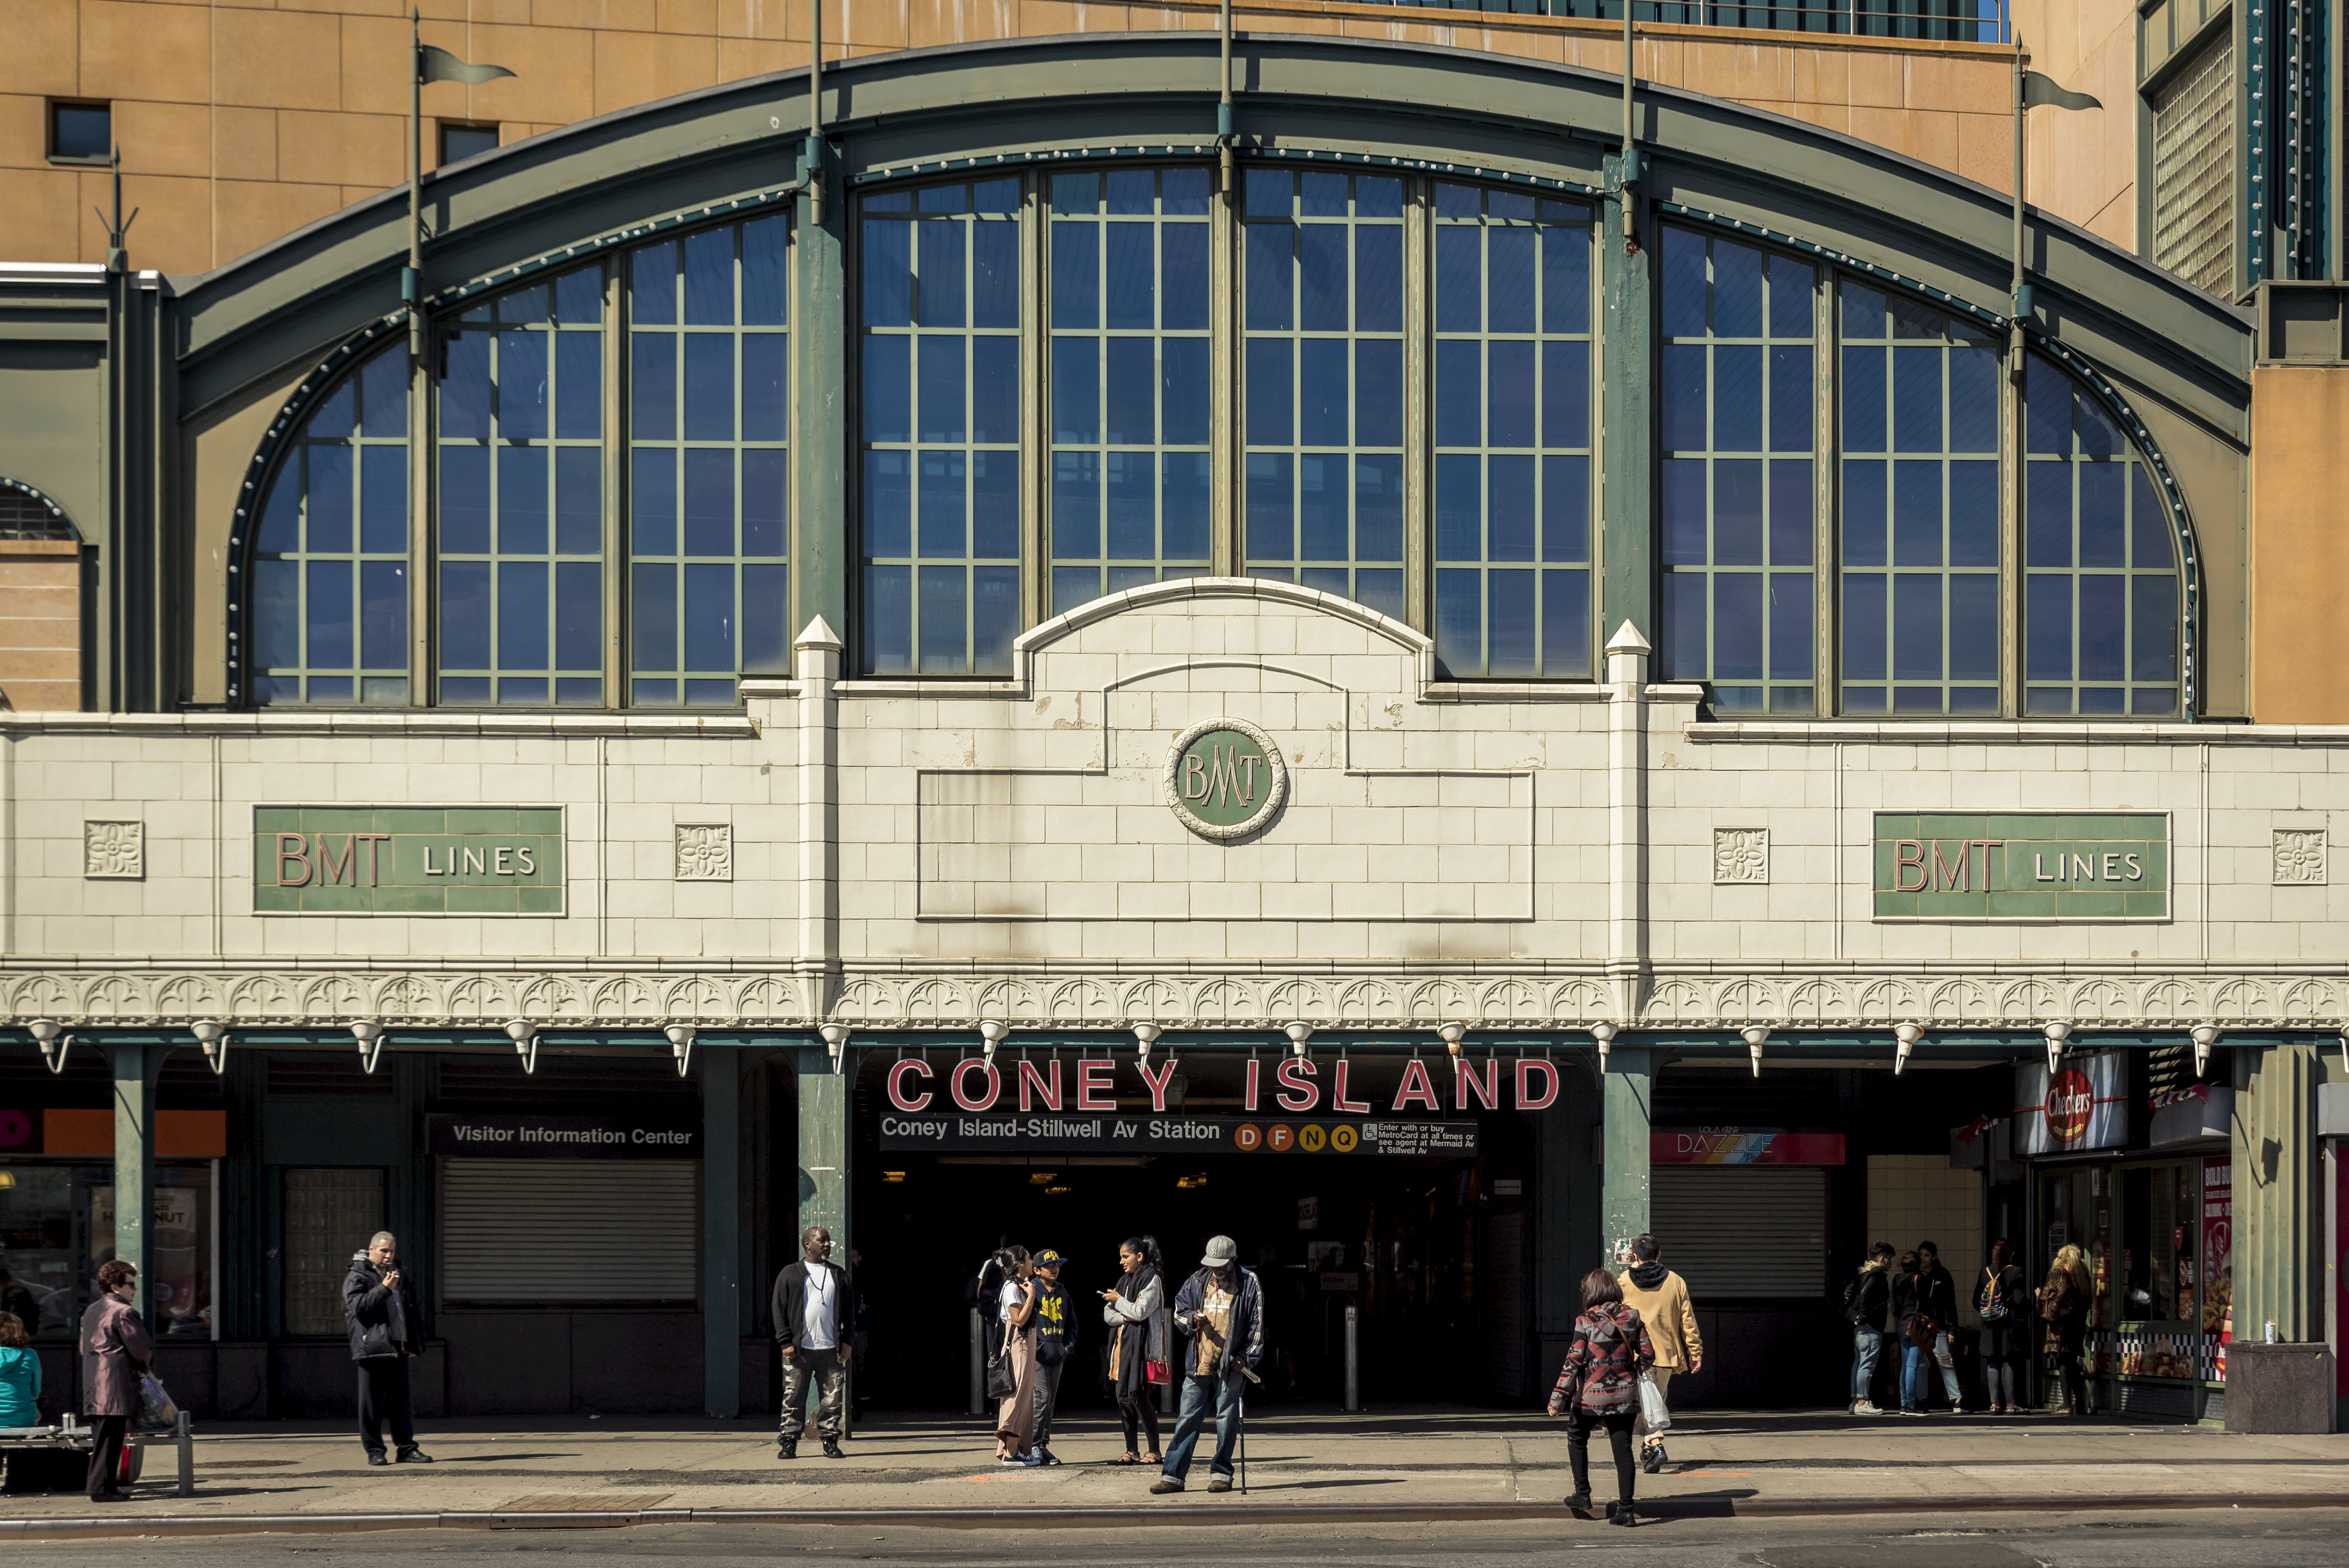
[1650,1165,1827,1298]
[440,1159,699,1304]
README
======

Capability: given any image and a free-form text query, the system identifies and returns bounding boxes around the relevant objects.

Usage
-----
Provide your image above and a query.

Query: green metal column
[794,139,848,643]
[2232,1042,2329,1342]
[703,1047,741,1417]
[1600,1043,1653,1266]
[793,1043,853,1429]
[111,1041,169,1318]
[1599,151,1653,644]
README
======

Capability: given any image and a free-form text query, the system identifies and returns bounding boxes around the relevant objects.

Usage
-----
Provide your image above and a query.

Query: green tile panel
[1871,810,2166,921]
[252,805,566,916]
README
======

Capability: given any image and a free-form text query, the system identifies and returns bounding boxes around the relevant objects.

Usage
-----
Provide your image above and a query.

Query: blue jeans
[1850,1325,1885,1403]
[1160,1369,1244,1483]
[1901,1332,1962,1409]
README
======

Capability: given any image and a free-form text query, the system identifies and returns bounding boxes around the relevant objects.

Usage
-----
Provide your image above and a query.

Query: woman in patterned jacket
[1547,1267,1657,1526]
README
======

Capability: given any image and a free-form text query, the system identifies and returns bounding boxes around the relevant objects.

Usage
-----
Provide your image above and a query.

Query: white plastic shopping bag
[1635,1371,1671,1433]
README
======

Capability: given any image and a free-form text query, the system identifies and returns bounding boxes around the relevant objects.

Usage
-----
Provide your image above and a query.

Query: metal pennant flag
[2022,71,2100,112]
[418,43,516,86]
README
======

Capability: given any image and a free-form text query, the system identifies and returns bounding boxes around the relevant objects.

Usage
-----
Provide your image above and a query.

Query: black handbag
[984,1326,1017,1403]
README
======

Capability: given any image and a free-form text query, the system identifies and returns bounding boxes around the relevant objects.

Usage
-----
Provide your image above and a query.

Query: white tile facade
[3,580,2348,1032]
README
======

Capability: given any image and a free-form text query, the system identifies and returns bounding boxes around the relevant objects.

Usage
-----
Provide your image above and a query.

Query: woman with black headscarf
[1099,1234,1168,1466]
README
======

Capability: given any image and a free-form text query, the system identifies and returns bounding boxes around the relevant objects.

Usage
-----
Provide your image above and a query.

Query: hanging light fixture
[190,1019,230,1077]
[1893,1022,1922,1076]
[820,1022,851,1075]
[2189,1023,2220,1079]
[27,1019,70,1075]
[1589,1021,1615,1072]
[979,1019,1008,1067]
[666,1023,698,1079]
[2042,1020,2070,1076]
[505,1018,540,1076]
[1437,1021,1465,1059]
[351,1020,388,1076]
[1132,1021,1161,1067]
[1741,1025,1770,1078]
[1283,1021,1314,1059]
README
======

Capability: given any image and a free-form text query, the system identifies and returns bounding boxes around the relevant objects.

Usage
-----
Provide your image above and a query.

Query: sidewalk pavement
[2,1406,2342,1538]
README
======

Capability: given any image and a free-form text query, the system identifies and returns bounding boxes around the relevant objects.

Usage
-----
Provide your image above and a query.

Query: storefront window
[283,1168,386,1336]
[0,1163,213,1338]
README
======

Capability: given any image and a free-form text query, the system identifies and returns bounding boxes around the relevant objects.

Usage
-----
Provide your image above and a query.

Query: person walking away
[1029,1249,1075,1464]
[1913,1241,1966,1412]
[344,1232,431,1465]
[993,1247,1042,1466]
[2038,1243,2093,1417]
[1616,1233,1700,1472]
[79,1260,151,1501]
[1150,1234,1263,1496]
[0,1310,41,1429]
[1977,1239,2029,1414]
[772,1225,852,1460]
[1892,1250,1926,1414]
[1842,1243,1895,1414]
[1101,1236,1167,1466]
[1547,1266,1656,1526]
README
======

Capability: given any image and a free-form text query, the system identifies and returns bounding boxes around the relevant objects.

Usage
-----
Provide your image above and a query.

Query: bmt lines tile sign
[252,807,565,915]
[1871,812,2168,921]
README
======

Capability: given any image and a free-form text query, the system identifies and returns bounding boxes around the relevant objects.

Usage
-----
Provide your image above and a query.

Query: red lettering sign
[950,1058,1001,1112]
[885,1059,933,1112]
[2045,1067,2094,1144]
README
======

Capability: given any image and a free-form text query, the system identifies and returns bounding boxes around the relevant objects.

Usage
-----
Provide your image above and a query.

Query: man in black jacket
[344,1231,431,1465]
[1843,1242,1894,1416]
[771,1225,852,1460]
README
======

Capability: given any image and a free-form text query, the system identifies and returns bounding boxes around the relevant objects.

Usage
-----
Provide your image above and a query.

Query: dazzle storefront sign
[882,1054,1561,1116]
[1651,1128,1847,1164]
[2013,1053,2127,1154]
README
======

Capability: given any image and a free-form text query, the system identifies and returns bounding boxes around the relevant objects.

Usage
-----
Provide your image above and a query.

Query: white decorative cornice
[0,964,2342,1032]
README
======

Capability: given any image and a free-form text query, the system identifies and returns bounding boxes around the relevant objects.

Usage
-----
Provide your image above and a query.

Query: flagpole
[408,7,423,363]
[2009,40,2026,385]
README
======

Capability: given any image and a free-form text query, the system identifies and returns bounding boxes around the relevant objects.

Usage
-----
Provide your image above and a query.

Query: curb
[0,1493,2343,1538]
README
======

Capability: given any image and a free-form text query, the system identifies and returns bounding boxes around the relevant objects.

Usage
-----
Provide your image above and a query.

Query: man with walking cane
[1149,1235,1263,1496]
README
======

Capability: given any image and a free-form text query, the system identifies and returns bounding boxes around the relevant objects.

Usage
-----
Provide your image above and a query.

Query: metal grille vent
[0,486,73,540]
[1650,1165,1829,1298]
[2152,37,2237,295]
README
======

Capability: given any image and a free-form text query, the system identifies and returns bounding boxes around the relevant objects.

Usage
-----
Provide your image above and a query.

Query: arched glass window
[2022,355,2180,716]
[1837,283,2000,715]
[1240,169,1406,620]
[860,179,1022,675]
[628,216,792,707]
[251,347,410,706]
[1430,183,1595,679]
[436,266,606,706]
[1656,227,1817,712]
[1047,167,1213,615]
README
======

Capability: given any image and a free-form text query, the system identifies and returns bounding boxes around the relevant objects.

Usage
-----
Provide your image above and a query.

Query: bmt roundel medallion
[1165,717,1288,840]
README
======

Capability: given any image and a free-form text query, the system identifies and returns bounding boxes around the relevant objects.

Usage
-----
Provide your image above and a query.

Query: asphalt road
[6,1508,2342,1567]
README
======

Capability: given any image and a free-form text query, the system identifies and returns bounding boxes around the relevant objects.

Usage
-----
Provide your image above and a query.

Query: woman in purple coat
[79,1259,153,1501]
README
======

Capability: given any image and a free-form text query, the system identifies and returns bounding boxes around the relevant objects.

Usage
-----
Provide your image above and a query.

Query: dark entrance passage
[843,1046,1550,1413]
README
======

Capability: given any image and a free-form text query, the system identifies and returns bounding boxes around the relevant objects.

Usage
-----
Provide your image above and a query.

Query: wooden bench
[0,1412,195,1497]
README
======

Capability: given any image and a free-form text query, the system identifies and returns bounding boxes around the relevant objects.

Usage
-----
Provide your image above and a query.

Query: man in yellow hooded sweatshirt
[1618,1233,1701,1473]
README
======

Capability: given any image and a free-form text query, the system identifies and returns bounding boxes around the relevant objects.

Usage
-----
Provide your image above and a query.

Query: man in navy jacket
[1150,1235,1263,1495]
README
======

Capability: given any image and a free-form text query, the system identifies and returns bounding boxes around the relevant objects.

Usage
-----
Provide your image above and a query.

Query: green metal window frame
[1045,165,1216,617]
[2022,352,2183,717]
[858,177,1024,676]
[1657,224,1820,714]
[435,266,608,707]
[1430,182,1598,679]
[1239,166,1409,621]
[249,347,411,707]
[1836,279,2003,716]
[626,215,794,709]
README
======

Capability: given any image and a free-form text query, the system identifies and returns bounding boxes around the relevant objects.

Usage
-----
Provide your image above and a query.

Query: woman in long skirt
[994,1247,1042,1465]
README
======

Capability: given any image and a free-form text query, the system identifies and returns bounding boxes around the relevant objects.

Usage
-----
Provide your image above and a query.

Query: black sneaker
[1611,1505,1638,1527]
[1564,1491,1594,1519]
[1037,1447,1062,1467]
[778,1439,798,1460]
[365,1452,389,1466]
[395,1447,434,1464]
[822,1439,845,1459]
